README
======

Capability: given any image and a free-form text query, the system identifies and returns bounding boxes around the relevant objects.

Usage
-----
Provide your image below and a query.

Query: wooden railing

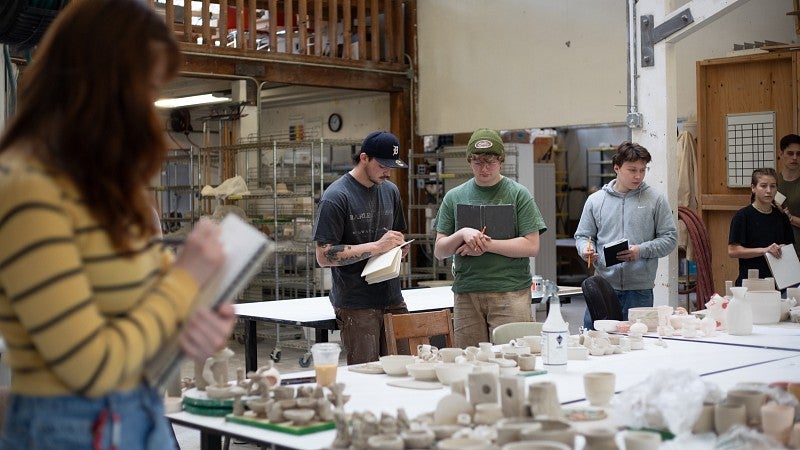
[149,0,406,64]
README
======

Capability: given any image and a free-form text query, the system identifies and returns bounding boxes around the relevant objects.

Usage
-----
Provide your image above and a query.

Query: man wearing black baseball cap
[313,131,410,364]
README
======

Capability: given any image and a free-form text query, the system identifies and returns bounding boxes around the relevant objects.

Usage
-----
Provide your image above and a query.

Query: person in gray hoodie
[575,142,677,329]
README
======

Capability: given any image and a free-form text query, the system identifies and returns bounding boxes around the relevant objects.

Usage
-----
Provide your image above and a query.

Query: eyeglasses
[470,160,501,169]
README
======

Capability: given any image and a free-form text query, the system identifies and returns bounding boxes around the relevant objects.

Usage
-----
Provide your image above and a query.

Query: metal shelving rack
[586,146,617,190]
[155,138,358,302]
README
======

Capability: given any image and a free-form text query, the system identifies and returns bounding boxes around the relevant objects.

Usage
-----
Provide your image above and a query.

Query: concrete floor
[172,295,588,449]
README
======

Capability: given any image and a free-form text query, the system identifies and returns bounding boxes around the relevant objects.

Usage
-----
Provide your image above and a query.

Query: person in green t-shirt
[434,128,547,347]
[778,134,800,259]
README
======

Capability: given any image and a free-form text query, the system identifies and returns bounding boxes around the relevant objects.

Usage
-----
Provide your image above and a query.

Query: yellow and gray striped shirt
[0,152,198,398]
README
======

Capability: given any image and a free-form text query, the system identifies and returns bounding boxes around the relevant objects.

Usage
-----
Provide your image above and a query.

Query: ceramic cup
[528,382,562,418]
[583,372,616,407]
[517,353,537,371]
[761,402,794,445]
[726,389,767,425]
[691,402,715,434]
[524,335,543,353]
[310,342,340,387]
[439,347,465,363]
[714,401,746,435]
[624,430,661,450]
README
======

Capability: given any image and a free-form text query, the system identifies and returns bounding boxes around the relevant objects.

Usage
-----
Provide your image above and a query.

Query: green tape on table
[182,403,232,417]
[226,413,336,435]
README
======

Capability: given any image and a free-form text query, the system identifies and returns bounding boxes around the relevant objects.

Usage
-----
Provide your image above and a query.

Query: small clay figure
[203,347,235,388]
[332,408,351,449]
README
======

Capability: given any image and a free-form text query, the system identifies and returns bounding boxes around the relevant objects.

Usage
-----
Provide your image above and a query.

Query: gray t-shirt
[313,173,406,309]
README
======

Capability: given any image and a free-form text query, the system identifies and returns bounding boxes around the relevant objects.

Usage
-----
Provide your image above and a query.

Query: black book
[603,239,629,267]
[455,204,516,240]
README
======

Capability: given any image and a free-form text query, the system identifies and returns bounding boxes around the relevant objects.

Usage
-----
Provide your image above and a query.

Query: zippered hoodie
[574,180,677,290]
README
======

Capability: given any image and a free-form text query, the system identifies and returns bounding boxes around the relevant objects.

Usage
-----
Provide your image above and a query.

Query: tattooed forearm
[320,243,372,265]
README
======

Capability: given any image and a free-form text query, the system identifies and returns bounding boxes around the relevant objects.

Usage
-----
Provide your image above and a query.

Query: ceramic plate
[563,407,608,421]
[348,362,385,374]
[387,380,443,390]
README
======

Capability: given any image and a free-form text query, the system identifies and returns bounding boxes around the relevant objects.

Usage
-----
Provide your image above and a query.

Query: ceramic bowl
[283,408,315,426]
[593,319,620,332]
[628,307,659,331]
[434,363,474,385]
[406,362,439,381]
[379,355,416,376]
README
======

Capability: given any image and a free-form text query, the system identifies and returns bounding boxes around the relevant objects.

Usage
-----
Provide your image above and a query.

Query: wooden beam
[178,48,409,92]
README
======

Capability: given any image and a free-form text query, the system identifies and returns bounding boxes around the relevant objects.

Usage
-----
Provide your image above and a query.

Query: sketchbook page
[361,240,414,280]
[365,250,402,284]
[602,239,629,267]
[144,214,272,387]
[765,244,800,290]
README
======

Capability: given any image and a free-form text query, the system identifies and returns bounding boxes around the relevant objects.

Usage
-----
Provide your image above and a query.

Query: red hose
[678,207,715,310]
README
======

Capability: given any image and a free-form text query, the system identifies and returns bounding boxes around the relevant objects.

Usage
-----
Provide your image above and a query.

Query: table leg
[315,328,328,343]
[200,430,223,450]
[245,319,257,373]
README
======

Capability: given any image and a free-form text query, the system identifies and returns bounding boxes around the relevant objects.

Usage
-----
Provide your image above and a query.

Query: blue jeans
[0,383,175,450]
[583,289,654,329]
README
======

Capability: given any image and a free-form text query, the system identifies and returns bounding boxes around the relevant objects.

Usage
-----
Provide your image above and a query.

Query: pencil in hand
[587,238,593,269]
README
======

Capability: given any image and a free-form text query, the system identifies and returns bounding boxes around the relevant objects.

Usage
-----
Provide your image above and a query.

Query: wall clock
[328,113,342,132]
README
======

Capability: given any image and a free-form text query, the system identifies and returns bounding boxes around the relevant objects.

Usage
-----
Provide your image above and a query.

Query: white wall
[675,0,796,121]
[260,93,390,147]
[416,0,627,135]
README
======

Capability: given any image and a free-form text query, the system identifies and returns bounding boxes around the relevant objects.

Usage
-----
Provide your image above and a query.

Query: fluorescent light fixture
[155,93,231,109]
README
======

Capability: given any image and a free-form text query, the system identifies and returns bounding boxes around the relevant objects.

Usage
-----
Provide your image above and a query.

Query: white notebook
[361,240,414,284]
[145,214,274,387]
[765,244,800,290]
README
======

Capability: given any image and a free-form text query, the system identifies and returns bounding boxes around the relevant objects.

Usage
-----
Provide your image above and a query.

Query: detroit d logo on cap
[475,139,493,149]
[392,145,399,156]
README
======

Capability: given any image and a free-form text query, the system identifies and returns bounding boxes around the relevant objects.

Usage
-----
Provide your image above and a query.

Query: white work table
[643,322,800,351]
[234,285,583,372]
[167,336,797,450]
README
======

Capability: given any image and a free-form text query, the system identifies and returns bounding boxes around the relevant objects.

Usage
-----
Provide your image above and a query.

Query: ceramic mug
[714,401,746,434]
[583,372,615,407]
[726,389,767,425]
[761,402,794,445]
[624,430,661,450]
